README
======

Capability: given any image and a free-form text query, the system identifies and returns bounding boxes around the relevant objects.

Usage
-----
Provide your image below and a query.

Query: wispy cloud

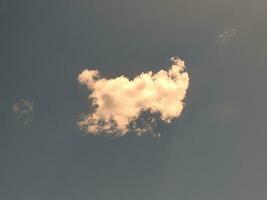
[12,98,34,126]
[216,28,237,46]
[77,57,190,137]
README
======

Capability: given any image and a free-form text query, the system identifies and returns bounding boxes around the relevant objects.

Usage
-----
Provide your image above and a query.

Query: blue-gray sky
[0,0,267,199]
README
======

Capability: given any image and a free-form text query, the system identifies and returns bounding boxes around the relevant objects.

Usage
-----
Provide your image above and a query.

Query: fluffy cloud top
[78,57,190,136]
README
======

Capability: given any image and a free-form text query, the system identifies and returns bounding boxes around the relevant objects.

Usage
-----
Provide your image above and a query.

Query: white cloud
[78,57,190,136]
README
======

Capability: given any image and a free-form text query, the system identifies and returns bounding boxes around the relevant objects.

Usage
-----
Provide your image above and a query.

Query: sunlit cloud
[12,98,34,126]
[216,28,237,45]
[78,57,190,137]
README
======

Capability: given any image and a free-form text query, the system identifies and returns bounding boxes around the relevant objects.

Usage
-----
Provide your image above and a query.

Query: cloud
[216,28,237,45]
[12,98,34,126]
[78,57,190,136]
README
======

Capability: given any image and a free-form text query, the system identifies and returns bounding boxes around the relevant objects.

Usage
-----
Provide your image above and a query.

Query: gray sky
[0,0,267,199]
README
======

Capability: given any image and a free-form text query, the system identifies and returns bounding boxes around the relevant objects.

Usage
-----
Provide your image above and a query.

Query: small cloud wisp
[12,98,34,126]
[78,57,190,136]
[216,28,237,45]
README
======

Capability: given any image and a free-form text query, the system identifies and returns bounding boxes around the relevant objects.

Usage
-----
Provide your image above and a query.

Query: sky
[0,0,267,199]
